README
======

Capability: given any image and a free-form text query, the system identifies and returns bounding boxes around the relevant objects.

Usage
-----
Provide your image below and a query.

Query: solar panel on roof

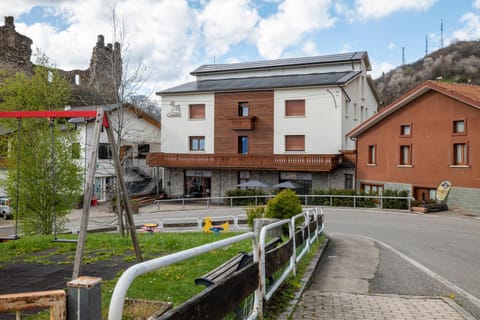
[158,71,361,95]
[191,51,365,75]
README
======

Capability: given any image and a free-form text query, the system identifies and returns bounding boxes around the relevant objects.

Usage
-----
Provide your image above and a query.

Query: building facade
[70,105,162,202]
[149,52,379,198]
[348,81,480,211]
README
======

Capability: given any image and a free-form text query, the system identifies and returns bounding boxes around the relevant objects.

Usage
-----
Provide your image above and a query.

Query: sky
[2,0,480,101]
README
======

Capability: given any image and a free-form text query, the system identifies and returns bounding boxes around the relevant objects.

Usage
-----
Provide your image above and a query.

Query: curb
[277,235,330,320]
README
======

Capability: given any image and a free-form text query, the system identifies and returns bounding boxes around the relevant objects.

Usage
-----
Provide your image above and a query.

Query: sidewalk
[284,234,476,320]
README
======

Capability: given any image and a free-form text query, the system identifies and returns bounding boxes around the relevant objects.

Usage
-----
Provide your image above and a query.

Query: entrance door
[414,187,431,202]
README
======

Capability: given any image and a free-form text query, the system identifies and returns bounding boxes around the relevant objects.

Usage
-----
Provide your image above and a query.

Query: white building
[70,104,162,202]
[149,52,379,197]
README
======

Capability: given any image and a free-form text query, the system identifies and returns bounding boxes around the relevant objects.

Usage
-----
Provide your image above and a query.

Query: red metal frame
[0,110,98,118]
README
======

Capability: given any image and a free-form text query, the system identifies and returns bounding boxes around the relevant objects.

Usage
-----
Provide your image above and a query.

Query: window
[238,136,249,154]
[189,136,205,151]
[361,183,383,195]
[453,143,467,165]
[75,74,80,86]
[453,120,465,134]
[238,102,249,117]
[368,145,376,165]
[399,145,412,165]
[99,143,112,160]
[344,174,353,190]
[400,124,411,136]
[285,100,305,116]
[137,144,150,159]
[189,104,205,119]
[285,135,305,152]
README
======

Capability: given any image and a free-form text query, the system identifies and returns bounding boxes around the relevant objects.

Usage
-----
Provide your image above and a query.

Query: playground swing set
[0,109,143,279]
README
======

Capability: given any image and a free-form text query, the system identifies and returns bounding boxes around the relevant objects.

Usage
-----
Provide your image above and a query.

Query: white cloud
[352,0,438,21]
[388,43,395,50]
[474,0,480,9]
[198,0,259,57]
[452,12,480,40]
[255,0,335,59]
[371,60,396,79]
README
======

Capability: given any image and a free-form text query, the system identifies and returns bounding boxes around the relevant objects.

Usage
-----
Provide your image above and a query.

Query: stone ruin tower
[0,16,33,76]
[0,16,122,106]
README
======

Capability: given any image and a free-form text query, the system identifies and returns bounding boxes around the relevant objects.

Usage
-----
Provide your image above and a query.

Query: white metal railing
[259,219,295,302]
[154,194,414,210]
[108,208,325,320]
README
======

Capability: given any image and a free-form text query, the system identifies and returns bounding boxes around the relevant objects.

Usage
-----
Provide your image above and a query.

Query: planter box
[412,206,428,213]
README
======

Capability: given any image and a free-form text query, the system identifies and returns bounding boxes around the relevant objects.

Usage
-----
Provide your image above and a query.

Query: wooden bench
[195,236,282,287]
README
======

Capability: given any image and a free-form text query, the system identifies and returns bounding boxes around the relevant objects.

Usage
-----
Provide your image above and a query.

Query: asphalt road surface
[323,208,480,319]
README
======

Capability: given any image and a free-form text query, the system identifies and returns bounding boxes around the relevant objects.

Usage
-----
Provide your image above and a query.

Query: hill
[374,40,480,106]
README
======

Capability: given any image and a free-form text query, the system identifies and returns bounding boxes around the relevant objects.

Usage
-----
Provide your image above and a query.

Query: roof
[191,51,370,75]
[158,71,362,95]
[348,80,480,138]
[68,104,161,128]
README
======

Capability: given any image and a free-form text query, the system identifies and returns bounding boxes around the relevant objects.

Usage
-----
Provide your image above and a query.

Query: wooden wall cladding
[215,91,274,154]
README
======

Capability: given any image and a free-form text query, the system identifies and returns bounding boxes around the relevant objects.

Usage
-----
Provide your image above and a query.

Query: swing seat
[0,235,21,242]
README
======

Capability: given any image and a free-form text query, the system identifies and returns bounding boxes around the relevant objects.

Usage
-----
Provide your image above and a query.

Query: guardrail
[159,215,248,232]
[108,207,325,320]
[154,194,414,211]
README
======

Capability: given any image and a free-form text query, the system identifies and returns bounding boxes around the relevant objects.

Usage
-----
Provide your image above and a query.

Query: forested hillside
[374,40,480,106]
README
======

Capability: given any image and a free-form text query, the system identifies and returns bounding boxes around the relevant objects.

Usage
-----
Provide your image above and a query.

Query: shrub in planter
[265,189,302,220]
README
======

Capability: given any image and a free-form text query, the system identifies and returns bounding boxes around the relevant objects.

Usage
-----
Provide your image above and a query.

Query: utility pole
[402,47,406,65]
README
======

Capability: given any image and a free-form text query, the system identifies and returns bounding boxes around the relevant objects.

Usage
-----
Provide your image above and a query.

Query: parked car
[0,197,12,220]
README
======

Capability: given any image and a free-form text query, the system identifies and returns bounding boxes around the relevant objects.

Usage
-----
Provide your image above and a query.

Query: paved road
[323,208,480,319]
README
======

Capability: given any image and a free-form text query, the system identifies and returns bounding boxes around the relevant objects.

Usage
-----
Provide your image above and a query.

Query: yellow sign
[436,181,452,201]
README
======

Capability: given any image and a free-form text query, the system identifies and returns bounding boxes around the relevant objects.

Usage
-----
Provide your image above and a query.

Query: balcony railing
[147,153,340,172]
[227,116,256,130]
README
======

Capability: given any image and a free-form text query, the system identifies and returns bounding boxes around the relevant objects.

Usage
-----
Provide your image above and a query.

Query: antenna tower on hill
[440,19,444,48]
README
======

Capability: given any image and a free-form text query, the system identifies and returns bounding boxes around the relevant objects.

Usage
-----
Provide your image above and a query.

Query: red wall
[356,91,480,189]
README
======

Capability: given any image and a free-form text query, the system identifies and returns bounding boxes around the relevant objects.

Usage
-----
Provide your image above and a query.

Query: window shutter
[285,135,305,151]
[189,104,205,119]
[285,100,305,116]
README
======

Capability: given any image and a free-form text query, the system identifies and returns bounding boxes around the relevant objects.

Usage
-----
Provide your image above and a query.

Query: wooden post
[104,112,143,262]
[72,109,104,279]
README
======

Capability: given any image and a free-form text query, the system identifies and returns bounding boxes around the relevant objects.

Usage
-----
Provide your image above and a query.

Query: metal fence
[108,207,325,320]
[154,194,414,211]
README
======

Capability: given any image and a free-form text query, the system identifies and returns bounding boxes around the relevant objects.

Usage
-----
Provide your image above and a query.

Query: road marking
[365,236,480,309]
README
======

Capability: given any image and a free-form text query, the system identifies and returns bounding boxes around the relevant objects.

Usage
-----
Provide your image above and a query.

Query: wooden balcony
[227,116,256,130]
[147,153,341,172]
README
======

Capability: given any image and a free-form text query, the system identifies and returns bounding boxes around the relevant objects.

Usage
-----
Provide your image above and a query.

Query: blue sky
[1,0,479,99]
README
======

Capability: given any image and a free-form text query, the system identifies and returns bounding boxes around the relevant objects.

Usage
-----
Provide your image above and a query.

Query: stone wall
[0,17,121,106]
[447,187,480,212]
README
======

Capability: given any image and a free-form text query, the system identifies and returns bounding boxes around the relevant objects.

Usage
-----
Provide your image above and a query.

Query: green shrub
[225,189,267,206]
[265,189,302,220]
[382,189,410,209]
[245,205,265,227]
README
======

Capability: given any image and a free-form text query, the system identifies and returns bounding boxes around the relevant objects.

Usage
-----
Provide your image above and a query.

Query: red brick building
[348,81,480,211]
